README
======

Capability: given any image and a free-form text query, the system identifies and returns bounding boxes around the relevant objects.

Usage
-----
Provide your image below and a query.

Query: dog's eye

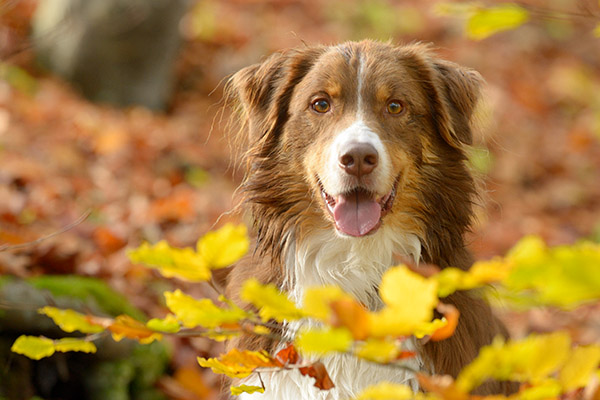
[386,100,404,115]
[312,99,331,113]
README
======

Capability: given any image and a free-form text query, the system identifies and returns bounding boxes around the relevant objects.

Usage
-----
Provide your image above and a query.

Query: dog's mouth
[319,179,398,237]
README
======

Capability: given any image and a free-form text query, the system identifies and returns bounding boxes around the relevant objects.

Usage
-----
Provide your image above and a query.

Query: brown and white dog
[225,40,512,399]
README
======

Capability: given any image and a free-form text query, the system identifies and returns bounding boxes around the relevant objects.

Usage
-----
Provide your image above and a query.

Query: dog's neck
[283,225,422,309]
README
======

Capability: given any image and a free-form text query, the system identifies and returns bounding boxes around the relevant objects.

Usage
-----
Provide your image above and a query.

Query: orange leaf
[93,227,126,255]
[275,343,299,366]
[299,361,335,390]
[396,351,417,361]
[330,298,370,340]
[430,303,460,342]
[107,315,163,344]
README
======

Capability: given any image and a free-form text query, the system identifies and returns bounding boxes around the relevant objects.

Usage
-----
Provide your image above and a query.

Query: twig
[0,209,92,253]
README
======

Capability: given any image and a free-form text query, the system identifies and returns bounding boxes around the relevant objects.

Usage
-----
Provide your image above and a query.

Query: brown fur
[225,40,515,395]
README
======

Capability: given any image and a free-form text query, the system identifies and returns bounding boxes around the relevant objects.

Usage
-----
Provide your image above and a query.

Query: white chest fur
[238,226,423,400]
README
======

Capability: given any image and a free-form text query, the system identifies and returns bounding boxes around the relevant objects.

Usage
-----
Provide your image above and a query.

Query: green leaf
[38,306,104,334]
[11,336,55,360]
[128,241,211,282]
[466,4,529,40]
[230,385,265,395]
[146,314,181,333]
[53,338,97,354]
[196,223,249,269]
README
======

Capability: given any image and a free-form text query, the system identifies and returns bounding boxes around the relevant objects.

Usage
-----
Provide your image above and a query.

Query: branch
[0,209,92,253]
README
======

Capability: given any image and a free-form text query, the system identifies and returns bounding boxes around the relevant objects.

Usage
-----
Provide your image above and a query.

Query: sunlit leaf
[197,223,249,269]
[108,315,163,344]
[38,306,104,334]
[355,338,399,363]
[429,303,459,342]
[295,327,353,356]
[436,259,509,297]
[466,4,529,40]
[11,336,55,360]
[198,348,276,379]
[456,331,571,392]
[302,285,346,321]
[146,314,181,333]
[518,379,561,400]
[128,241,211,282]
[230,385,265,395]
[368,266,438,337]
[354,382,415,399]
[164,289,249,329]
[53,338,97,354]
[330,297,370,340]
[240,278,303,322]
[559,345,600,391]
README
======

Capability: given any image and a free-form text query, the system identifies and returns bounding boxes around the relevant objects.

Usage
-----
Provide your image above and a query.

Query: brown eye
[312,99,331,113]
[387,100,404,115]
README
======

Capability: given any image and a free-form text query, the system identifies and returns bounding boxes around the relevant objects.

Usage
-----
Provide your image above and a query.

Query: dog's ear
[431,60,483,148]
[227,47,324,151]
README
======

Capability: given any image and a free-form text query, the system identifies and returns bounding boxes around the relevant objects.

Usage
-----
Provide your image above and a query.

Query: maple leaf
[240,278,304,322]
[196,223,249,269]
[38,306,104,334]
[299,361,335,390]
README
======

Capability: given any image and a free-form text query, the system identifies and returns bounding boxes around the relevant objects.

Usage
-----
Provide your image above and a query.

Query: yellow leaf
[466,4,529,40]
[302,285,346,321]
[559,345,600,391]
[128,241,211,282]
[240,278,304,322]
[506,235,546,265]
[354,382,415,399]
[198,348,275,378]
[517,378,561,400]
[593,23,600,37]
[197,223,249,269]
[11,335,55,360]
[230,385,265,395]
[295,327,353,356]
[413,318,448,339]
[355,338,399,363]
[146,314,181,333]
[165,289,249,329]
[380,265,438,313]
[38,306,104,334]
[53,338,97,354]
[456,332,571,392]
[368,266,438,337]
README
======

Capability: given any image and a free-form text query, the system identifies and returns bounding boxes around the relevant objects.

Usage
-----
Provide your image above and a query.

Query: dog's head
[228,41,481,266]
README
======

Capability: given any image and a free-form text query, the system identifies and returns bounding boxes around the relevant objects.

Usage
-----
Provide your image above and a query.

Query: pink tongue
[333,191,381,237]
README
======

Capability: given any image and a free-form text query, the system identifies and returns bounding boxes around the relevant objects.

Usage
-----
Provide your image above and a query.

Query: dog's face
[230,41,480,260]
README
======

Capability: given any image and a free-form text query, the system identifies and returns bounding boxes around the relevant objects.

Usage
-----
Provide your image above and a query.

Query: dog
[224,40,513,399]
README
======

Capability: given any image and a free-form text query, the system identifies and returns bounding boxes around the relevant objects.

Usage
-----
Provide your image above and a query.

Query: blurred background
[0,0,599,399]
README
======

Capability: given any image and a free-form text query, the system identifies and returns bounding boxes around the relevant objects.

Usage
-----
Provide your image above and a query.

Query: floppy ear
[226,47,325,154]
[431,60,483,147]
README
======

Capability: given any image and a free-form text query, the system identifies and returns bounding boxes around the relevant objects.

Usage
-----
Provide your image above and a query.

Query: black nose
[339,143,379,178]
